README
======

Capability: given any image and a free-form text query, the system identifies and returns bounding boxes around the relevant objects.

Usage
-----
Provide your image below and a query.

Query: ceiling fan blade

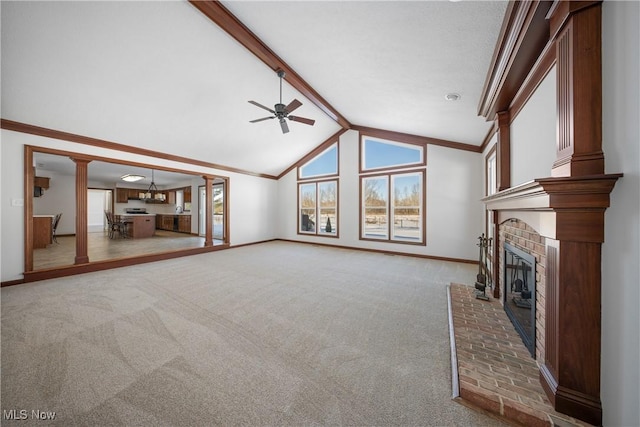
[284,99,302,114]
[280,118,290,134]
[289,116,315,126]
[250,116,275,123]
[248,100,275,114]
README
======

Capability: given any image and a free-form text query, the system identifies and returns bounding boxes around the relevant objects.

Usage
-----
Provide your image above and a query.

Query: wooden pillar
[490,210,500,299]
[203,175,214,247]
[551,1,604,177]
[24,148,35,272]
[541,232,604,425]
[495,111,511,191]
[539,3,606,424]
[73,158,91,264]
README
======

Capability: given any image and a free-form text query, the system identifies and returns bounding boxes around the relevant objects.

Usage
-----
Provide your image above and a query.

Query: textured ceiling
[1,1,507,177]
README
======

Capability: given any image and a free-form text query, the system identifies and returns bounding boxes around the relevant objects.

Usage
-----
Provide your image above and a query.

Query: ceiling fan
[248,70,315,134]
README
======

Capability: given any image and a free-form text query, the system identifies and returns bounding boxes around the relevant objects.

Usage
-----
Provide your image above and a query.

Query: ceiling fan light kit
[248,70,316,134]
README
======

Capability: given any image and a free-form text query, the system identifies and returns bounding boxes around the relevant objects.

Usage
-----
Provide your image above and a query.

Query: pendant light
[142,169,165,202]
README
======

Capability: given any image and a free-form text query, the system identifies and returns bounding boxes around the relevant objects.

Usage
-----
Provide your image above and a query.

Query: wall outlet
[11,198,24,207]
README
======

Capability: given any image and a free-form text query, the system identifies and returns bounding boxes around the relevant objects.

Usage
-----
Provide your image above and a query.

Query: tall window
[299,180,337,236]
[486,147,497,197]
[298,142,339,237]
[360,135,425,244]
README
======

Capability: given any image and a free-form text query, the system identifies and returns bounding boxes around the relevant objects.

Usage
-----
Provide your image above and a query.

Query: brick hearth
[448,283,593,427]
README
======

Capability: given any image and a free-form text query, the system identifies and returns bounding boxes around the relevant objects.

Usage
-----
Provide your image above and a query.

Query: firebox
[503,243,536,358]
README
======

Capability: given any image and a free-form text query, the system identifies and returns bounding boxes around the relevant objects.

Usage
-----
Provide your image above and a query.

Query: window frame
[485,143,497,257]
[359,135,426,174]
[297,142,339,181]
[297,178,339,238]
[359,168,426,245]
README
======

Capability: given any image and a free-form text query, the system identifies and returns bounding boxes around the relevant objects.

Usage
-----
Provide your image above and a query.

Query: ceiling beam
[189,0,351,129]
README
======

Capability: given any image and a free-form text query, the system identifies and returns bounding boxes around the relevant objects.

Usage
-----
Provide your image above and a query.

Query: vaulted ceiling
[1,1,508,178]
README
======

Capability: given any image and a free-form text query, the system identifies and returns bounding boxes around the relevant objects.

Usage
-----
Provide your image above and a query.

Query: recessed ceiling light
[445,93,461,101]
[121,174,145,182]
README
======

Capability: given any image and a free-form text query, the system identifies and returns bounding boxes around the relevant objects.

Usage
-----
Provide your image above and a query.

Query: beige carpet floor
[2,241,506,426]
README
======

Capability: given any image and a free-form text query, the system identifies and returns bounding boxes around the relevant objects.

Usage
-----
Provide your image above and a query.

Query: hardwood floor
[33,230,215,270]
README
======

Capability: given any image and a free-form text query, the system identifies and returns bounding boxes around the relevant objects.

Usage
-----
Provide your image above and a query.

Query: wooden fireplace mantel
[483,174,622,212]
[483,173,621,425]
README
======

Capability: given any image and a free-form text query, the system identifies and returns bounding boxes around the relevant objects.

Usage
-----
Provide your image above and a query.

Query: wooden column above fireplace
[483,173,620,426]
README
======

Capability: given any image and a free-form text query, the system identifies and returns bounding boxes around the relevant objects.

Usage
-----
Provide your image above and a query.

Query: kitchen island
[122,214,156,238]
[33,215,54,248]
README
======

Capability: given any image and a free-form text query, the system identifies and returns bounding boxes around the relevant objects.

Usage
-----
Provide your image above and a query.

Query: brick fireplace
[483,175,621,425]
[500,220,545,360]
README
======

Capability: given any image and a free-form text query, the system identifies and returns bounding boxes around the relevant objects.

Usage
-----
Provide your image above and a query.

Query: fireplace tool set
[475,234,492,300]
[508,252,533,308]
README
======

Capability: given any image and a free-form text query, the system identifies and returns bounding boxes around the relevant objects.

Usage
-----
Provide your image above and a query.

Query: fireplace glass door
[504,243,536,357]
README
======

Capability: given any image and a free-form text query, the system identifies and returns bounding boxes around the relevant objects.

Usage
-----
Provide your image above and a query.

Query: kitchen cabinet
[128,189,142,200]
[162,215,175,231]
[178,215,191,233]
[156,214,191,234]
[184,187,191,203]
[116,188,144,203]
[34,176,50,189]
[116,188,129,203]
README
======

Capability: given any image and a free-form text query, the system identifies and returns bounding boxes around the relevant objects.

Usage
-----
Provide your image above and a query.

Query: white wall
[277,129,483,261]
[510,65,557,187]
[0,130,278,282]
[601,1,640,425]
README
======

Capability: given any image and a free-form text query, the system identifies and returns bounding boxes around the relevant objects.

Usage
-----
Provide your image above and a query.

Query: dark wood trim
[1,278,26,288]
[495,111,511,191]
[547,0,601,41]
[479,123,497,153]
[188,0,350,129]
[490,210,500,299]
[72,158,91,264]
[203,175,214,246]
[22,245,230,283]
[483,173,621,427]
[484,143,497,198]
[1,119,277,180]
[551,3,604,178]
[24,148,34,272]
[278,128,347,179]
[28,144,218,179]
[277,238,477,265]
[352,125,482,153]
[222,177,230,245]
[478,1,553,120]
